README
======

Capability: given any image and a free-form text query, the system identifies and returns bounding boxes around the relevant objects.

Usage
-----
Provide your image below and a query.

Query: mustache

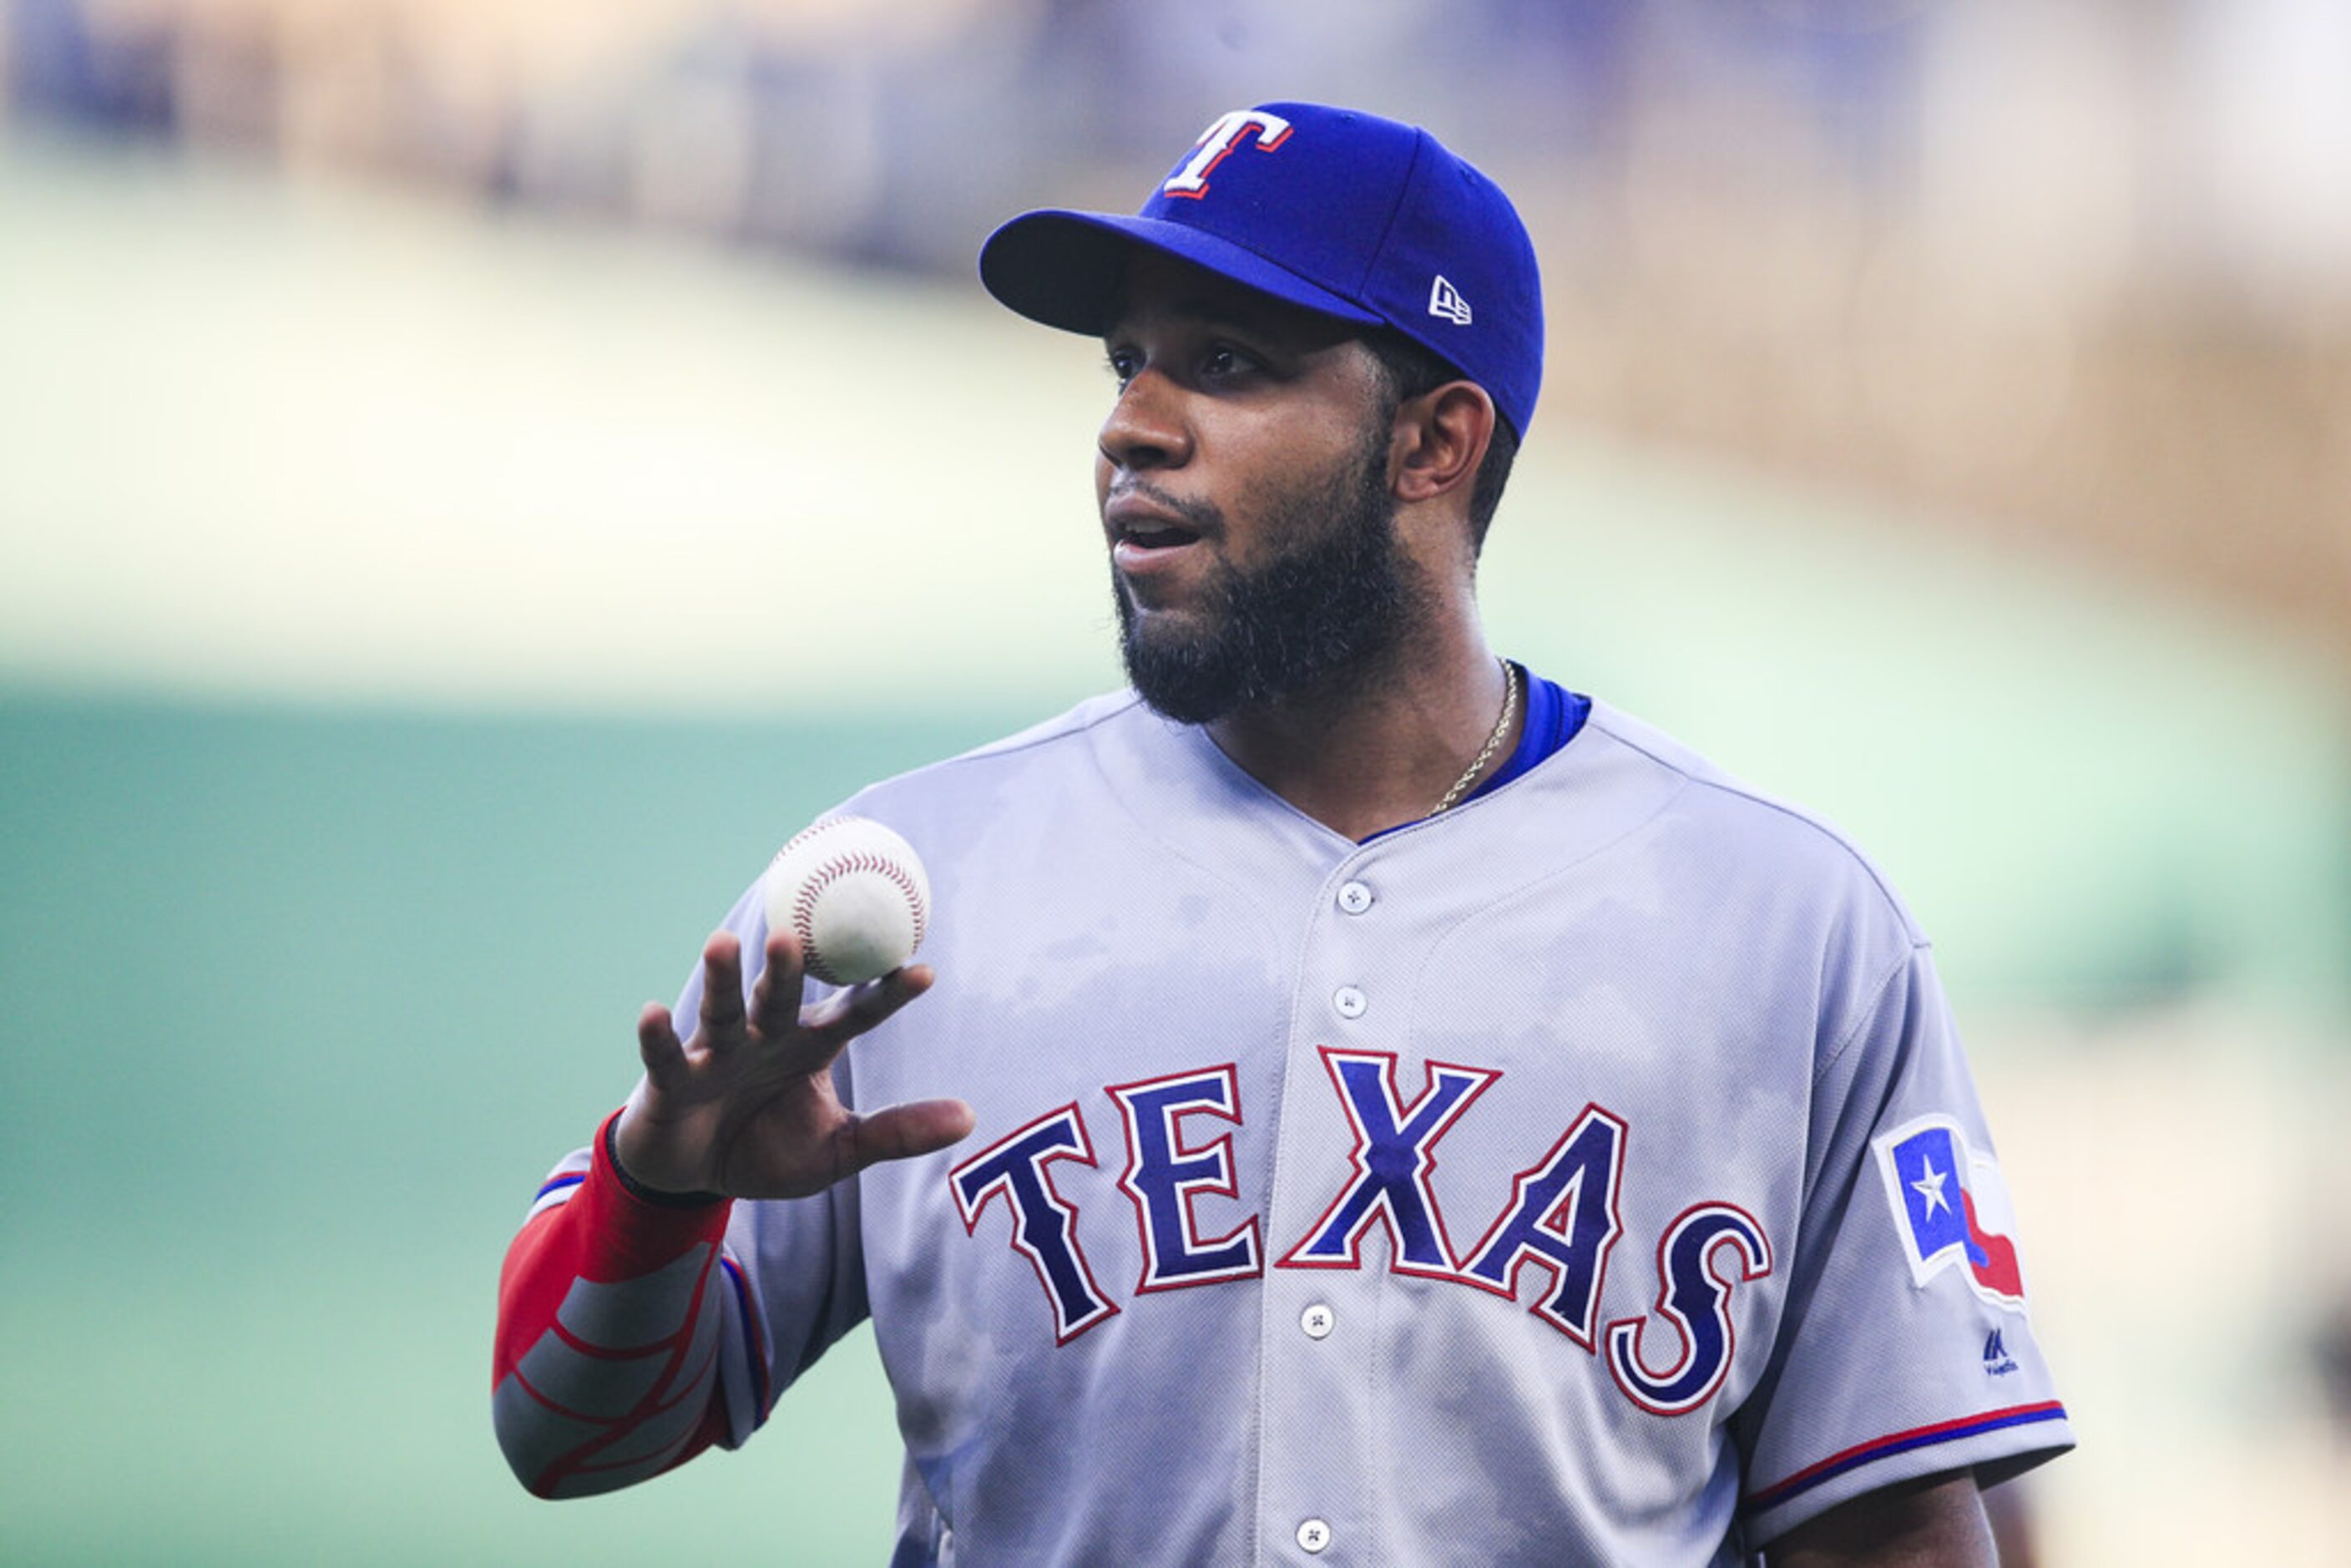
[1104,480,1226,541]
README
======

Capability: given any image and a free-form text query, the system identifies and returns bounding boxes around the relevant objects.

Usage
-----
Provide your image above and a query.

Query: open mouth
[1105,490,1214,576]
[1119,522,1199,551]
[1111,526,1202,577]
[1106,499,1208,574]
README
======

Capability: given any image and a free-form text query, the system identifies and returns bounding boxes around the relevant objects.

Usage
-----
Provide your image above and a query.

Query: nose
[1097,367,1192,475]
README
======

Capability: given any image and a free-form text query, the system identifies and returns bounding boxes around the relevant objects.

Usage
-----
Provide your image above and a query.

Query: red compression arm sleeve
[493,1110,745,1498]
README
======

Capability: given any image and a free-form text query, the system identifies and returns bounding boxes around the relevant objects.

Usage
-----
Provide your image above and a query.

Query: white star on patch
[1911,1160,1951,1217]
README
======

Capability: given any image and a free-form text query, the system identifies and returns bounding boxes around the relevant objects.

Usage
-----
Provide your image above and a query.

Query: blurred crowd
[5,0,2347,646]
[3,0,1915,272]
[8,1,2346,299]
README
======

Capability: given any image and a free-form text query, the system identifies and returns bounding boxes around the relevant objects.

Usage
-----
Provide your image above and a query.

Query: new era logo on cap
[977,101,1546,439]
[1428,275,1472,326]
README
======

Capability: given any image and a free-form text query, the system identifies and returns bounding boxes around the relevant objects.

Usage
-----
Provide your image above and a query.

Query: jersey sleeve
[493,884,873,1496]
[1732,939,2074,1546]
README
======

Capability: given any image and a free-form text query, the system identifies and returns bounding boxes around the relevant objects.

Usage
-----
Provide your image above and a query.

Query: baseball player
[495,102,2070,1564]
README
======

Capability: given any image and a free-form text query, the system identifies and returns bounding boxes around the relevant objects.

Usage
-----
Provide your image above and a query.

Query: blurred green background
[5,3,2350,1563]
[0,700,1003,1563]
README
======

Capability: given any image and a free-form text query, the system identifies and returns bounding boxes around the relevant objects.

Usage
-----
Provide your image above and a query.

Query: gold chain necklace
[1431,660,1519,817]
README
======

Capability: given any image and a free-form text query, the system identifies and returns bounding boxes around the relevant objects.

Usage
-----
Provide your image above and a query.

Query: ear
[1391,382,1495,508]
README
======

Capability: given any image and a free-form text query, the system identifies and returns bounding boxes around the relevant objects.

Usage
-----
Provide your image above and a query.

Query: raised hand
[614,930,973,1201]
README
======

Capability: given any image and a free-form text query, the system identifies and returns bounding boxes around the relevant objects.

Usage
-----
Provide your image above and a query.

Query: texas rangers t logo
[1872,1115,2026,1311]
[1161,109,1294,199]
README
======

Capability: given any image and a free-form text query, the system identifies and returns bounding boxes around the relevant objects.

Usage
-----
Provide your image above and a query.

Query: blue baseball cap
[978,102,1543,440]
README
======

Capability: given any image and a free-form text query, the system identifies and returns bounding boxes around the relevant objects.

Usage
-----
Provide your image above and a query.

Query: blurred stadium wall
[3,3,2347,1564]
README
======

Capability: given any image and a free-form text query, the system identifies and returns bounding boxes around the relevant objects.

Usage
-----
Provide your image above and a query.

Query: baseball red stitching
[791,848,928,984]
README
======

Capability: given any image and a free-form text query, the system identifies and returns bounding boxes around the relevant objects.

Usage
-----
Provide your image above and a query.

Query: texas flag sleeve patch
[1870,1115,2028,1313]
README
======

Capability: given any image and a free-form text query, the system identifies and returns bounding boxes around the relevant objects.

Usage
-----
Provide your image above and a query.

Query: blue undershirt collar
[1360,662,1590,842]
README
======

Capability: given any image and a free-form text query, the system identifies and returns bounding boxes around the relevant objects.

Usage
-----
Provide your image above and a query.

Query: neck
[1206,615,1518,842]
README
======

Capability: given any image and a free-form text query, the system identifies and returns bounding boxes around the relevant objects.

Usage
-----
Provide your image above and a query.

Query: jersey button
[1297,1519,1332,1554]
[1337,880,1373,915]
[1300,1302,1335,1339]
[1332,986,1368,1019]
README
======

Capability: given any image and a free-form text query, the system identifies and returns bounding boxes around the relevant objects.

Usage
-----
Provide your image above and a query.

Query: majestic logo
[1873,1115,2027,1312]
[1983,1328,2018,1377]
[1161,109,1294,200]
[1428,275,1473,326]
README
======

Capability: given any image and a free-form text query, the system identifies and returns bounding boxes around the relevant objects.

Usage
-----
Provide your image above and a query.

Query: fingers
[695,933,747,1044]
[750,932,809,1041]
[842,1097,978,1176]
[636,1002,688,1085]
[803,963,936,1042]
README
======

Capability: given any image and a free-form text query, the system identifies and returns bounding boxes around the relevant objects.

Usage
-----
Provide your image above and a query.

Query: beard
[1111,423,1431,726]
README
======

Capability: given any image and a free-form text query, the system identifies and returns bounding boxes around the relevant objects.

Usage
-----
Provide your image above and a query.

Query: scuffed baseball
[761,815,932,986]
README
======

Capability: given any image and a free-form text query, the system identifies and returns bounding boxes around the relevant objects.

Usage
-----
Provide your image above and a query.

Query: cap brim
[978,210,1384,337]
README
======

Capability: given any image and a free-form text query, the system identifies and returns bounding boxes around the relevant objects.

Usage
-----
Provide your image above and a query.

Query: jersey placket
[1251,854,1408,1563]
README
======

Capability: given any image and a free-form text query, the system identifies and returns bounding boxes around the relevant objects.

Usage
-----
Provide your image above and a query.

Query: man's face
[1095,252,1430,724]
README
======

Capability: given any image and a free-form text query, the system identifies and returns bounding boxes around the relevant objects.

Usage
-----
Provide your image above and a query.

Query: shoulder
[1570,700,1929,948]
[829,688,1156,832]
[1560,701,1953,1093]
[925,688,1151,771]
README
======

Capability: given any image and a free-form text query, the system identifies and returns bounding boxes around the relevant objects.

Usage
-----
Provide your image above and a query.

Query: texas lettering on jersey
[950,1046,1780,1418]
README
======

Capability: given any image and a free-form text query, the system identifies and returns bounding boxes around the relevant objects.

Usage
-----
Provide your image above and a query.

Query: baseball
[761,815,932,986]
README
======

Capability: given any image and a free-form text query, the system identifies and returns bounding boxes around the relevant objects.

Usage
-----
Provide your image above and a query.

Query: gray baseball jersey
[508,687,2070,1564]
